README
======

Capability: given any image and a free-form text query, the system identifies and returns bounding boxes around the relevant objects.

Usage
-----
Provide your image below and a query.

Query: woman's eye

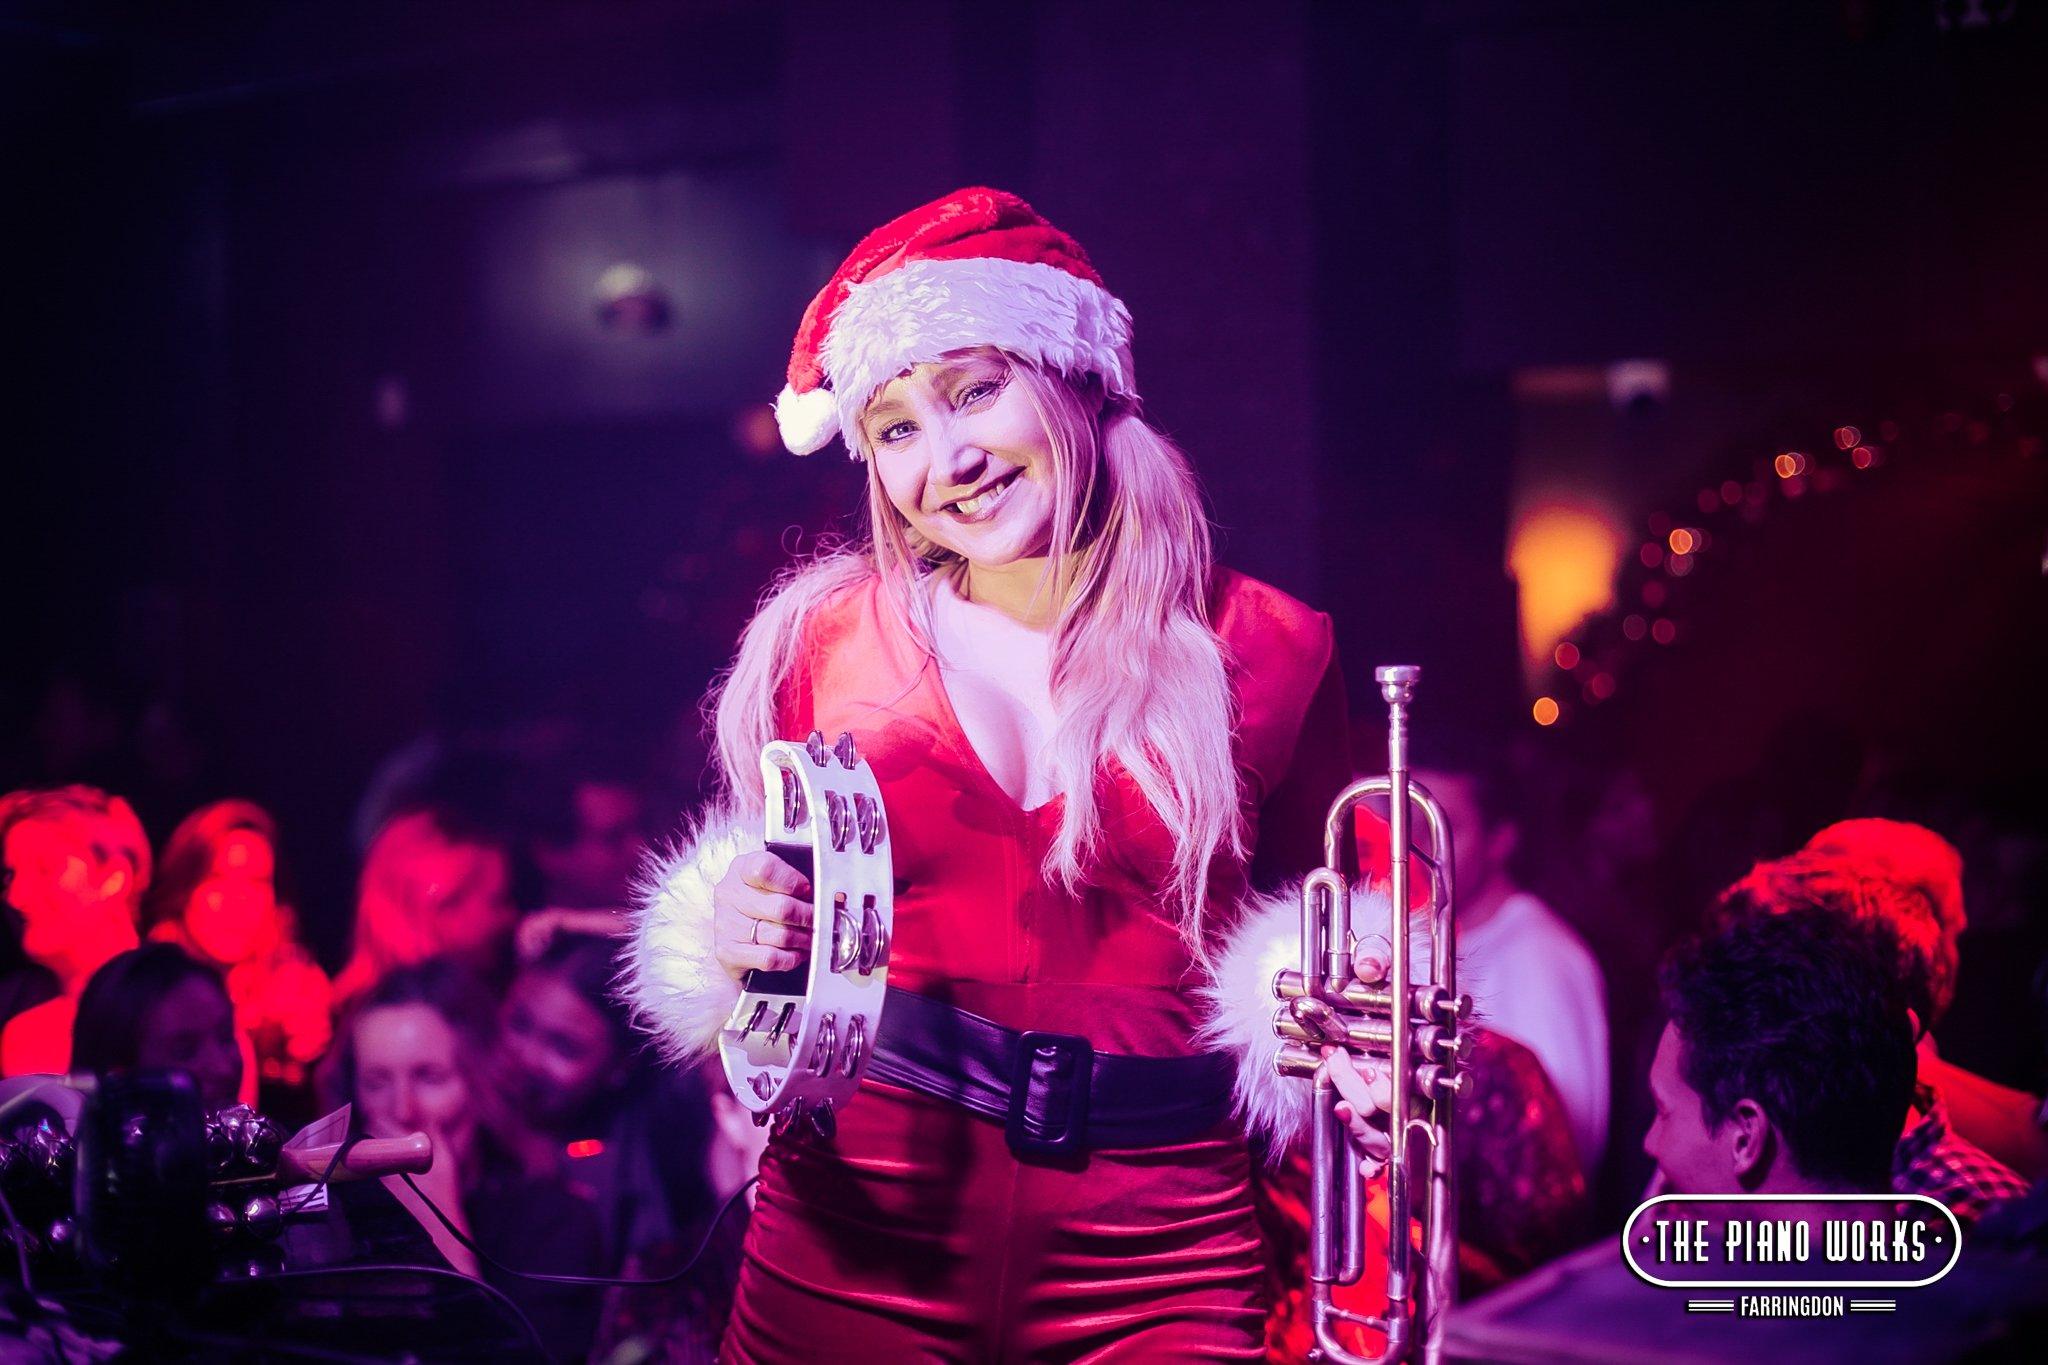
[876,420,916,444]
[957,380,1000,406]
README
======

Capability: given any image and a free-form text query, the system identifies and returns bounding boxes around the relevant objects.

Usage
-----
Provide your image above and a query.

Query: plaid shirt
[1892,1090,2031,1226]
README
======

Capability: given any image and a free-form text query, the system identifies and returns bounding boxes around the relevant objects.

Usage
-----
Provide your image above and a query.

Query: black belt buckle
[1006,1030,1092,1160]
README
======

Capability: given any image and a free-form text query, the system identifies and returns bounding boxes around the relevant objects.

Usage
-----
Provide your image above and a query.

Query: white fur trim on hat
[621,809,760,1062]
[774,381,841,457]
[1194,881,1431,1154]
[821,257,1136,448]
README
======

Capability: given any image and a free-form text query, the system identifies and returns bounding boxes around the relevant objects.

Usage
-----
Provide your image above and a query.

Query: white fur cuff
[1194,882,1428,1153]
[622,809,760,1062]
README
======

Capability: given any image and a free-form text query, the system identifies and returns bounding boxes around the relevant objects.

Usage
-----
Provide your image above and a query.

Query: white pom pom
[773,383,840,456]
[1194,882,1425,1156]
[621,811,759,1062]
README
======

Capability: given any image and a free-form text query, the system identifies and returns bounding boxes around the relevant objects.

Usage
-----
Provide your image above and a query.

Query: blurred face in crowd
[499,966,626,1131]
[1416,768,1516,902]
[184,827,282,966]
[1644,1022,1741,1195]
[863,352,1061,576]
[532,781,647,910]
[426,846,518,979]
[353,1004,478,1175]
[137,974,243,1111]
[3,814,141,979]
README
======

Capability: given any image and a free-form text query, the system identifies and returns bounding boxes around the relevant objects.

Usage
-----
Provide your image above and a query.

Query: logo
[1621,1193,1961,1318]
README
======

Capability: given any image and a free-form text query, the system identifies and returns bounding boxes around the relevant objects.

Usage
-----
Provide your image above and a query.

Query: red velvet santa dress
[631,564,1350,1363]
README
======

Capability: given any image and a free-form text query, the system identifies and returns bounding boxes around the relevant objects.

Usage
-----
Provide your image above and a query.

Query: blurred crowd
[3,696,2047,1362]
[0,752,762,1362]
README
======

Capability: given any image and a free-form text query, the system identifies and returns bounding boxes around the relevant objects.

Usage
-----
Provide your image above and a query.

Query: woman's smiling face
[861,351,1060,573]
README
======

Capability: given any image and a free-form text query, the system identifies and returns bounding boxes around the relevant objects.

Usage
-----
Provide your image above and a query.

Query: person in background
[328,957,603,1362]
[526,762,649,913]
[514,763,652,958]
[497,931,713,1271]
[0,786,150,1077]
[1398,746,1610,1173]
[1801,817,2048,1180]
[334,806,521,1012]
[1642,907,1917,1201]
[593,1056,771,1365]
[142,799,332,1110]
[1717,830,2031,1225]
[71,942,244,1110]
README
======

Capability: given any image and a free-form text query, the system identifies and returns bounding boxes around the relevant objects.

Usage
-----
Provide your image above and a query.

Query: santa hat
[773,187,1137,457]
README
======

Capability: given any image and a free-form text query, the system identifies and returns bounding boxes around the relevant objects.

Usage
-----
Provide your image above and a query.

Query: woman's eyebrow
[932,357,1003,384]
[863,399,910,432]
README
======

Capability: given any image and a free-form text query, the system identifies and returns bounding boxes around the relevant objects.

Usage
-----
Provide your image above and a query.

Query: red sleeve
[1248,620,1353,888]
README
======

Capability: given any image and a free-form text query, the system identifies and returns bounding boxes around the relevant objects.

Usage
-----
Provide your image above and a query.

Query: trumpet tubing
[1274,665,1468,1365]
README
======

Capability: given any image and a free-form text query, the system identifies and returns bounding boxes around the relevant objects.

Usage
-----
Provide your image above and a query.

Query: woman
[72,942,245,1111]
[330,957,604,1361]
[142,799,332,1106]
[626,189,1359,1360]
[334,806,520,1012]
[497,931,713,1269]
[0,785,150,1078]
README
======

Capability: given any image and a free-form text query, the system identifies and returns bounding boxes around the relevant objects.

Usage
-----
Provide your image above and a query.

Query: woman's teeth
[951,474,1014,517]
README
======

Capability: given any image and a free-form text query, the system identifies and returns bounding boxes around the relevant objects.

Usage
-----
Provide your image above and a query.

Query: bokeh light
[1509,500,1625,689]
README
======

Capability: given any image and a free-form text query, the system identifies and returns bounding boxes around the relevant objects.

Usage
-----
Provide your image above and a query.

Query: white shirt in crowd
[1458,890,1610,1172]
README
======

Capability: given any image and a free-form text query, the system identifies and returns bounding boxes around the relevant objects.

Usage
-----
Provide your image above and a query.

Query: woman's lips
[943,469,1021,521]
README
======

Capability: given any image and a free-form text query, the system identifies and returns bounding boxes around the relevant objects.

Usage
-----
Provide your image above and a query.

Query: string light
[1531,376,2042,726]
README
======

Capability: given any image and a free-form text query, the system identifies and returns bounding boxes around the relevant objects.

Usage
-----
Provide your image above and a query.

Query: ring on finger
[749,919,762,946]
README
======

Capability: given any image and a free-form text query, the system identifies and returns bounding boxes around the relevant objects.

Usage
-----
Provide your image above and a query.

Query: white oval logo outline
[1620,1193,1963,1290]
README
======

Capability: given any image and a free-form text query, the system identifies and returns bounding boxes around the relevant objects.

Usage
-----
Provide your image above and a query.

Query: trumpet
[1272,665,1468,1364]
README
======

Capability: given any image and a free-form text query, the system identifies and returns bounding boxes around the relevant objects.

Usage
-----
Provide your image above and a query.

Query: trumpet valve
[1289,995,1352,1046]
[1430,989,1474,1024]
[1417,1063,1465,1101]
[1274,1042,1323,1080]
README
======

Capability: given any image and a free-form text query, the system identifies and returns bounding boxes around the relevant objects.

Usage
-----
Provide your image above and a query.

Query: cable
[277,1129,361,1216]
[0,1182,35,1293]
[396,1171,760,1289]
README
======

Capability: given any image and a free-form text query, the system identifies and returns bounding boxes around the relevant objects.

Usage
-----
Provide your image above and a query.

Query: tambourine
[719,730,893,1138]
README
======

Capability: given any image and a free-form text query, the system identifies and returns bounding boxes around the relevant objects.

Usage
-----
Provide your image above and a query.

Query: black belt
[865,985,1236,1161]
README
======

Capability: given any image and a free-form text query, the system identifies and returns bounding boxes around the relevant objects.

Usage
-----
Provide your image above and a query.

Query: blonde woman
[628,189,1356,1360]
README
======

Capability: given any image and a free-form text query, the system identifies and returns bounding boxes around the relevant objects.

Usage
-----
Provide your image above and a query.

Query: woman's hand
[712,851,814,982]
[1324,939,1395,1174]
[515,907,627,963]
[1323,1047,1393,1176]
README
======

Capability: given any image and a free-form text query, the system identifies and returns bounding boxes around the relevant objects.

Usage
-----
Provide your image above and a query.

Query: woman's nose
[928,416,987,486]
[388,1081,419,1130]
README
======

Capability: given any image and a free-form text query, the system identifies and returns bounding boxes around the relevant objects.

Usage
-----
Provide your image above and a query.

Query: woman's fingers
[746,915,812,952]
[712,855,818,981]
[1321,1046,1392,1124]
[712,899,810,980]
[722,942,805,975]
[737,850,812,901]
[1351,941,1389,985]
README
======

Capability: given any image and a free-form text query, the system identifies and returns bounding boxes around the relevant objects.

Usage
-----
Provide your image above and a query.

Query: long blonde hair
[709,352,1243,950]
